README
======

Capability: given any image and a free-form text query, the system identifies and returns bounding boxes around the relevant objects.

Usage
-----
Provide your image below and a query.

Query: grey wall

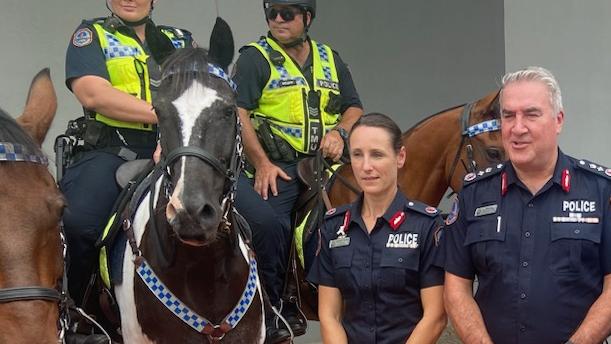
[312,0,505,130]
[0,0,267,159]
[505,0,611,166]
[1,1,504,168]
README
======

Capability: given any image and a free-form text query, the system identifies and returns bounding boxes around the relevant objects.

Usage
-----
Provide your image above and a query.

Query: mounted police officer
[444,66,611,343]
[61,0,195,310]
[232,0,363,342]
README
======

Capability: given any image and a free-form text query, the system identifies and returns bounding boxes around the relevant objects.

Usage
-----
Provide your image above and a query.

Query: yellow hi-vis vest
[91,22,188,131]
[249,37,341,154]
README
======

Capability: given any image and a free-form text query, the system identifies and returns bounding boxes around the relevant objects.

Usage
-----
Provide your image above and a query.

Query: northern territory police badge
[72,28,93,47]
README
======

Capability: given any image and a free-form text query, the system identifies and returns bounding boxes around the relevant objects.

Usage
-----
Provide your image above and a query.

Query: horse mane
[159,47,213,95]
[402,103,465,140]
[0,109,42,156]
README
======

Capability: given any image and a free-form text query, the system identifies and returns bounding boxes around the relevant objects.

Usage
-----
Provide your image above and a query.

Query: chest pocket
[331,245,354,295]
[464,217,506,274]
[549,222,602,275]
[379,247,420,292]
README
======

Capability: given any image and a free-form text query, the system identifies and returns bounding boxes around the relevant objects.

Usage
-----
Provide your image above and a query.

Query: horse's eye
[224,107,236,117]
[486,148,503,162]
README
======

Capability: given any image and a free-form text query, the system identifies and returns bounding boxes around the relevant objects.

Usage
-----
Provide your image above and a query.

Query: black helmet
[263,0,316,19]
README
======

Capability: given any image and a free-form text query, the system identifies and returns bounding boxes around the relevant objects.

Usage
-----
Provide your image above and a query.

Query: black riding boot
[280,300,307,337]
[265,305,292,344]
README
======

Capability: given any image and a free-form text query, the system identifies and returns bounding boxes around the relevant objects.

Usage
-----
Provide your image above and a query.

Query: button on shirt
[445,150,611,344]
[308,191,444,344]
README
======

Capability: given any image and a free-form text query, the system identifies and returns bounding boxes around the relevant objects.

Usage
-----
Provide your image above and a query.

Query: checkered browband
[464,119,500,138]
[207,64,237,92]
[0,142,48,165]
[136,254,259,334]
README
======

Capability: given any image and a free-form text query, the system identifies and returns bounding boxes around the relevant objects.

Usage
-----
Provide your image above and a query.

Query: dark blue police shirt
[308,191,444,344]
[232,35,363,112]
[444,150,611,344]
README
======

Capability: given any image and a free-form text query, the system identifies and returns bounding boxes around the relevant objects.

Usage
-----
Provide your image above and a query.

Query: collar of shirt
[347,190,406,233]
[504,148,571,194]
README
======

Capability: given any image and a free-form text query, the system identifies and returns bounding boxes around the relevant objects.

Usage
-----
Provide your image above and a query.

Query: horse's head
[0,69,64,343]
[448,89,506,191]
[154,21,237,246]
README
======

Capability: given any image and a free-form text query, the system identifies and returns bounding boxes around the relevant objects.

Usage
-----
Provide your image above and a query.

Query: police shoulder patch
[445,196,460,225]
[405,199,439,217]
[464,163,504,186]
[576,159,611,181]
[72,28,93,47]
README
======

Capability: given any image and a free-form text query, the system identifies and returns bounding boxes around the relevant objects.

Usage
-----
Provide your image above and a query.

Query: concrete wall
[0,0,504,170]
[312,0,505,130]
[505,0,611,165]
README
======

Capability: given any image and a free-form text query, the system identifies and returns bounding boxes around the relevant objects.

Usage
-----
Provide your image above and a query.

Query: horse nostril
[166,201,178,222]
[199,203,216,220]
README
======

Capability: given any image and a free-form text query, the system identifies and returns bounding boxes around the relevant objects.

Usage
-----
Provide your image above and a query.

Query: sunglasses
[265,6,302,22]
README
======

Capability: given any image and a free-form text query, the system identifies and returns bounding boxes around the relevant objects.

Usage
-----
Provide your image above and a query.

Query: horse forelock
[0,109,42,156]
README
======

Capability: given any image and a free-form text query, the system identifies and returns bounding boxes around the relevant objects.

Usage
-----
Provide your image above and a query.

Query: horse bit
[0,142,70,342]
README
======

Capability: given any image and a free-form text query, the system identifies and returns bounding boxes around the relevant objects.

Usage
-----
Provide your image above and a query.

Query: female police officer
[308,113,446,343]
[62,0,194,306]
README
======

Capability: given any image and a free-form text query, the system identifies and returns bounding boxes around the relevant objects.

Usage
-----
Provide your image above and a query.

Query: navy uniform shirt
[308,191,444,344]
[233,35,362,112]
[444,150,611,344]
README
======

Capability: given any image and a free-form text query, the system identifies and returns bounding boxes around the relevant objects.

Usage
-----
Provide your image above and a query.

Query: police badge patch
[445,197,459,225]
[72,28,93,47]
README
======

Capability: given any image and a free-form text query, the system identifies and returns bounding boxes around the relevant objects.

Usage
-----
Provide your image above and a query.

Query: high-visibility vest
[90,20,188,131]
[249,37,342,154]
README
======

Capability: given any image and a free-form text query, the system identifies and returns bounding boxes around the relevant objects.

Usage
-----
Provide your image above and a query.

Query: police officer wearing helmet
[62,0,195,308]
[444,66,611,343]
[233,0,363,342]
[308,113,446,343]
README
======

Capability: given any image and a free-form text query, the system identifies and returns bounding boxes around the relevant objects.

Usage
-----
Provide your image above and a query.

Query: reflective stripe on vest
[249,37,341,154]
[91,23,186,131]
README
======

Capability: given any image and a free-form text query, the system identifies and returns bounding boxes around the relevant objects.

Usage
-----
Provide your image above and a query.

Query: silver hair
[501,66,563,115]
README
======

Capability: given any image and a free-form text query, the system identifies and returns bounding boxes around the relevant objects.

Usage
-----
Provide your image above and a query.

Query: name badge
[329,237,350,248]
[474,204,498,217]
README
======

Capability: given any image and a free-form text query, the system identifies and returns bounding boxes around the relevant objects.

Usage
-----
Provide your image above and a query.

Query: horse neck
[399,108,463,206]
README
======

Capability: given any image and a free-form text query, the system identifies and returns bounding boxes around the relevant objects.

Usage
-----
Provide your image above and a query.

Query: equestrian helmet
[263,0,316,19]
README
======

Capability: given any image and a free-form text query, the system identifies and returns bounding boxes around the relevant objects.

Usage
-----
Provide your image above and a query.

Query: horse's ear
[16,68,57,146]
[208,17,234,72]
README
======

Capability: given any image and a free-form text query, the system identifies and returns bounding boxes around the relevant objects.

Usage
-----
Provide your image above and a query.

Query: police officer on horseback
[233,0,363,342]
[61,0,194,316]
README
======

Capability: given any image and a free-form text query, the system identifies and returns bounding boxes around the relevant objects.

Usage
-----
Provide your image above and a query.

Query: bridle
[447,94,501,186]
[123,63,259,342]
[0,142,70,342]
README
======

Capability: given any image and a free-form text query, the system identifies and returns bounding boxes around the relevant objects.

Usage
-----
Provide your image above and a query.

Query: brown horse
[0,69,65,343]
[294,90,505,321]
[329,89,504,207]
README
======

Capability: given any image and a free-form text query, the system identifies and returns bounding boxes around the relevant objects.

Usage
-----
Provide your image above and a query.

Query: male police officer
[62,0,194,306]
[444,66,611,343]
[233,0,363,342]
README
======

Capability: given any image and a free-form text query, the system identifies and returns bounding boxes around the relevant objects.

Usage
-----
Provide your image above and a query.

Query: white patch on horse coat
[170,80,219,211]
[114,178,163,344]
[237,233,266,344]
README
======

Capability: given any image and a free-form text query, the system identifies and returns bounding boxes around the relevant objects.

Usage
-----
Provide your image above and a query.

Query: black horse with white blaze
[114,20,265,343]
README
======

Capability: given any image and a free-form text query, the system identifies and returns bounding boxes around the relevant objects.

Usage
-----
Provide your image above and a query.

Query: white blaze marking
[170,80,219,207]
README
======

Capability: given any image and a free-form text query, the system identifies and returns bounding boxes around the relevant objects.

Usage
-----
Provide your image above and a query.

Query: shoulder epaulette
[83,17,106,25]
[463,163,505,186]
[405,199,439,218]
[576,159,611,181]
[324,204,350,219]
